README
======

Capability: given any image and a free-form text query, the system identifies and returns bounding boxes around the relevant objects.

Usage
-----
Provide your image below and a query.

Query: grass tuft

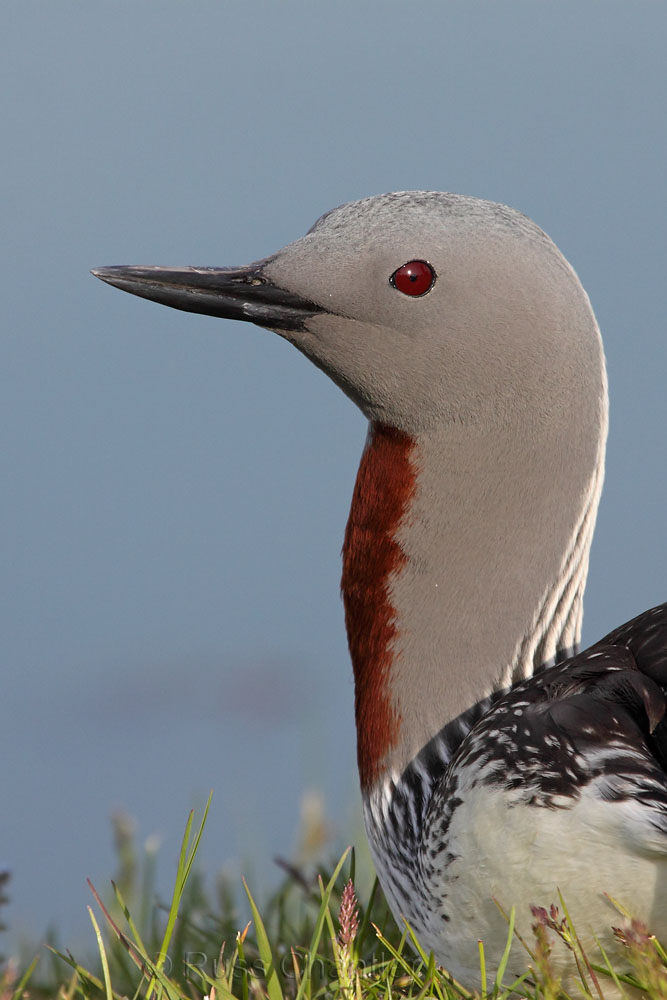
[4,799,667,1000]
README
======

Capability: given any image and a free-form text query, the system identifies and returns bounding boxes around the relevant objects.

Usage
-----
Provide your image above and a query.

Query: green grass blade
[492,905,515,997]
[652,935,667,966]
[420,951,438,999]
[88,906,114,1000]
[87,877,145,973]
[405,921,430,966]
[492,897,536,961]
[592,935,626,997]
[237,923,251,1000]
[355,874,380,954]
[48,946,107,994]
[321,874,339,947]
[499,970,535,998]
[558,889,603,1000]
[10,954,40,1000]
[243,877,284,1000]
[374,924,423,984]
[111,878,149,954]
[179,791,212,889]
[294,847,351,1000]
[155,792,212,975]
[478,939,487,996]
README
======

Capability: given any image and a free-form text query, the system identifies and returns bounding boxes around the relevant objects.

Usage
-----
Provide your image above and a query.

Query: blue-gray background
[3,0,666,954]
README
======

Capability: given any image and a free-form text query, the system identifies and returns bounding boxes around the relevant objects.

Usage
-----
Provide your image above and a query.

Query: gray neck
[345,399,607,790]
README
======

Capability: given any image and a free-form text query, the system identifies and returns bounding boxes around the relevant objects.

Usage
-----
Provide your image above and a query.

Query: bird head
[93,191,606,436]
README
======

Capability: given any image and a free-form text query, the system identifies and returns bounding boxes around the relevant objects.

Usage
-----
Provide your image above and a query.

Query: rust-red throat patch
[341,423,417,790]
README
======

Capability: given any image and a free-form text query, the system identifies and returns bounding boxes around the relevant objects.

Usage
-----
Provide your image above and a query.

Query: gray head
[93,191,607,439]
[94,192,609,781]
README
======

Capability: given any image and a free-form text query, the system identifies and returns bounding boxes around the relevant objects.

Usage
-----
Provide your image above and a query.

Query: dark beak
[91,261,325,332]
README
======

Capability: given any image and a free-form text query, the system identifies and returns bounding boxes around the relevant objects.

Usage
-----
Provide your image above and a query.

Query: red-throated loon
[92,191,667,988]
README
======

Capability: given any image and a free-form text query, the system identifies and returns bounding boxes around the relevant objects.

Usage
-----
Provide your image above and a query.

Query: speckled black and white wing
[458,603,667,811]
[424,602,667,837]
[378,604,667,982]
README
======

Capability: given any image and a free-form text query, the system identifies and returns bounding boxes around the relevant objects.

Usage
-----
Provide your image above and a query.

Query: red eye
[390,259,436,297]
